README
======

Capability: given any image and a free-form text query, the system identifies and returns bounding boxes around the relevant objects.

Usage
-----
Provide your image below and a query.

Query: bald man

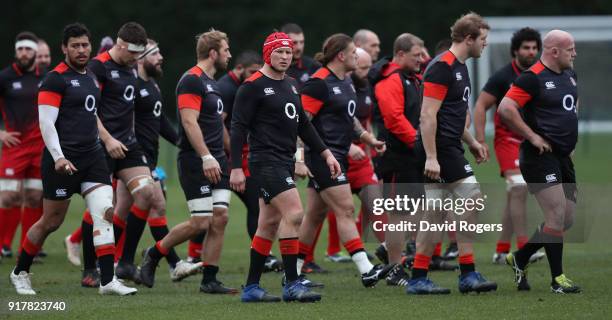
[354,29,381,61]
[499,29,580,294]
[36,40,51,70]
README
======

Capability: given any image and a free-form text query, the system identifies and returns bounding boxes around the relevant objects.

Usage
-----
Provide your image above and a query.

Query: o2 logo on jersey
[562,94,576,113]
[285,103,299,122]
[347,100,356,117]
[216,99,224,115]
[462,86,471,102]
[123,85,135,101]
[153,101,162,117]
[84,95,97,113]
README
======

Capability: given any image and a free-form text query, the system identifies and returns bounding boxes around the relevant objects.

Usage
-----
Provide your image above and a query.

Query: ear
[209,48,218,60]
[61,44,67,55]
[337,50,346,62]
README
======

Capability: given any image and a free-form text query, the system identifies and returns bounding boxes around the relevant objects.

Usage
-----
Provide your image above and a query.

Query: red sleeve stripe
[38,91,62,108]
[177,93,202,111]
[301,94,324,115]
[504,85,532,108]
[423,82,448,101]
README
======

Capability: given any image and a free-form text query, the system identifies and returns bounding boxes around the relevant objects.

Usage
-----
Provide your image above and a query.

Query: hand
[229,168,246,193]
[348,143,366,161]
[424,157,441,181]
[202,155,222,184]
[477,140,490,162]
[54,158,78,175]
[322,150,342,179]
[0,130,21,148]
[294,161,312,179]
[468,140,488,164]
[371,139,386,154]
[528,134,552,155]
[104,137,128,159]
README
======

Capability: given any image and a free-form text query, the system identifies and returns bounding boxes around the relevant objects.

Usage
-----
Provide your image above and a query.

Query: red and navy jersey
[286,56,321,89]
[0,63,43,145]
[302,67,356,158]
[374,62,422,153]
[176,66,225,159]
[88,51,138,147]
[504,61,578,156]
[38,62,102,157]
[217,70,241,131]
[422,50,471,141]
[230,71,326,168]
[482,60,523,142]
[134,77,177,162]
[352,76,374,128]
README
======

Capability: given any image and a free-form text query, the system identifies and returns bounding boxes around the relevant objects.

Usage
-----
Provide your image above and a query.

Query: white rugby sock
[352,251,374,274]
[296,258,304,276]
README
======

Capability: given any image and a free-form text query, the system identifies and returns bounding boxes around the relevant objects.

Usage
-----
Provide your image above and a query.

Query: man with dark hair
[84,21,157,283]
[9,22,137,296]
[109,39,201,282]
[281,23,320,88]
[473,27,545,265]
[0,31,44,261]
[499,29,581,294]
[408,12,497,294]
[139,29,237,294]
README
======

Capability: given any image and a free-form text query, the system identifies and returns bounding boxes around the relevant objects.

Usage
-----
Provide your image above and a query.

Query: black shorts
[380,150,424,199]
[42,148,111,200]
[105,143,149,175]
[415,137,474,184]
[177,151,230,202]
[520,142,577,202]
[250,162,296,204]
[306,152,349,192]
[142,146,158,171]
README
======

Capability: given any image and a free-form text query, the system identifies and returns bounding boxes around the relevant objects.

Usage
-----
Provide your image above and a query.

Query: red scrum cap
[262,32,293,65]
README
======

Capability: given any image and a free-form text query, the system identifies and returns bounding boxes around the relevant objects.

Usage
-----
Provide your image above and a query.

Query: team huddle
[2,11,581,301]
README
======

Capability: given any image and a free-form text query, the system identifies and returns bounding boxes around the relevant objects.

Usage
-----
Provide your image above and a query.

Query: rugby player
[231,31,340,302]
[407,12,497,294]
[297,33,390,288]
[0,32,44,260]
[9,23,136,296]
[472,27,546,264]
[139,29,236,294]
[499,29,581,293]
[111,39,200,282]
[86,22,157,282]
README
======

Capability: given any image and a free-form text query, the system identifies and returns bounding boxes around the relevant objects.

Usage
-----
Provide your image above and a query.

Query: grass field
[1,133,611,320]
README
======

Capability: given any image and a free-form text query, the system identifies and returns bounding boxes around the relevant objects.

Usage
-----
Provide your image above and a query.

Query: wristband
[295,147,304,162]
